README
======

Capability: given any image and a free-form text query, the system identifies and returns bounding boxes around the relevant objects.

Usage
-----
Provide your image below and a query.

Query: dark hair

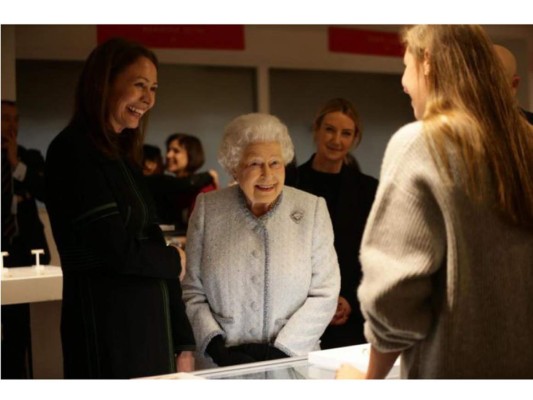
[313,98,362,147]
[142,144,164,175]
[165,133,205,175]
[71,37,158,164]
[143,144,162,161]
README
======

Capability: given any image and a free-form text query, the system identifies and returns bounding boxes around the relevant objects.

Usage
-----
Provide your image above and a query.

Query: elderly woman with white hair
[182,113,340,368]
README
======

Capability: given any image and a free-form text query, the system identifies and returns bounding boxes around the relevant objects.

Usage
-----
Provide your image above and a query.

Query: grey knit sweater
[358,121,533,378]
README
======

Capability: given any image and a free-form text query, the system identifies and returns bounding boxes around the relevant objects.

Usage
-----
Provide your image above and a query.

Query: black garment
[2,150,16,245]
[284,157,298,188]
[1,146,49,379]
[522,108,533,125]
[45,123,195,379]
[295,155,378,349]
[143,172,213,234]
[206,336,288,367]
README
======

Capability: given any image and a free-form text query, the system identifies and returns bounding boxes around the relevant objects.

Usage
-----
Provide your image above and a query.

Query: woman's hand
[169,244,187,281]
[335,363,366,379]
[176,351,195,372]
[330,296,351,326]
[337,347,401,379]
[177,246,186,281]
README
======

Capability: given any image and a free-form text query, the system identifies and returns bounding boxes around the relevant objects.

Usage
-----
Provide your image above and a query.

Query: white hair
[217,113,295,174]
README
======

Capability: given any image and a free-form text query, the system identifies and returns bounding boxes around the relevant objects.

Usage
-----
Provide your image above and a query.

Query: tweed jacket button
[251,250,259,258]
[251,302,259,311]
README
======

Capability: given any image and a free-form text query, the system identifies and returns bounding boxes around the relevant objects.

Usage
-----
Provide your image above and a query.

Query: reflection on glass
[193,357,336,380]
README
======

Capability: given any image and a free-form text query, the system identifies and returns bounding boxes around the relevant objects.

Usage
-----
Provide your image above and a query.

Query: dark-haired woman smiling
[45,38,195,379]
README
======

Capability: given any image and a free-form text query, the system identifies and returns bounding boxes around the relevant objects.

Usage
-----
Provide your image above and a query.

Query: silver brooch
[291,211,303,223]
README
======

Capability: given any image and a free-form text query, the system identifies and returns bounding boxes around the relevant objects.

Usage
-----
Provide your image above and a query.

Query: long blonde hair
[402,25,533,228]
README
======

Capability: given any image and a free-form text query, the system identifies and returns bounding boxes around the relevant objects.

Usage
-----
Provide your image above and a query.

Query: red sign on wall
[97,25,245,50]
[328,27,404,58]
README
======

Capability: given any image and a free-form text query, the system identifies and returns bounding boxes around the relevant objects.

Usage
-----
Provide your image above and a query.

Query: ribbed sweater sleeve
[357,122,446,352]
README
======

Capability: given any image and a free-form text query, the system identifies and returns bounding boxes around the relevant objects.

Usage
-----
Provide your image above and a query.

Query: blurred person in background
[164,133,218,226]
[141,143,164,176]
[493,44,533,124]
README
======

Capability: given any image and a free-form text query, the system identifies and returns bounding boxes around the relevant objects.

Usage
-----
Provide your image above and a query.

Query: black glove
[231,343,288,361]
[265,345,289,360]
[206,335,256,367]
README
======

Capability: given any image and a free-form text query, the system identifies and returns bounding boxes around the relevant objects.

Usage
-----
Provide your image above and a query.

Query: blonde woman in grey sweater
[183,113,340,368]
[337,25,533,379]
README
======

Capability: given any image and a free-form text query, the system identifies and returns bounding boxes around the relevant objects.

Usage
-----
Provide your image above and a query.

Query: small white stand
[32,249,46,275]
[1,251,10,278]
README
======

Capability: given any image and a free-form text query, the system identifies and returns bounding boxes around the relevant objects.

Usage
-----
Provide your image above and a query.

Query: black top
[143,172,213,234]
[295,154,378,348]
[298,168,342,222]
[45,122,195,378]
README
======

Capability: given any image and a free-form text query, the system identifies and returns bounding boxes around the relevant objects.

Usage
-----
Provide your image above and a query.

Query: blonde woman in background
[294,98,378,349]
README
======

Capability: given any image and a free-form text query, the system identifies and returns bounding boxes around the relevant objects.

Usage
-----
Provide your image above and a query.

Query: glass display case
[191,356,335,380]
[151,345,400,380]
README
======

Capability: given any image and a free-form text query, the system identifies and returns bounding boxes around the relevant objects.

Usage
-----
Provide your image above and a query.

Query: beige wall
[1,25,17,101]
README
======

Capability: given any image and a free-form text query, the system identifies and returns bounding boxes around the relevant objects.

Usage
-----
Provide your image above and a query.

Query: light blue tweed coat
[182,185,340,364]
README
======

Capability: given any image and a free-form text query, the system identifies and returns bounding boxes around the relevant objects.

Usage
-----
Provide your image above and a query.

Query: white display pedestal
[1,266,63,379]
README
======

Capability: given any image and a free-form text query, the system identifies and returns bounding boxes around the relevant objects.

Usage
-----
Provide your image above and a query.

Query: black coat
[294,155,378,348]
[45,123,195,378]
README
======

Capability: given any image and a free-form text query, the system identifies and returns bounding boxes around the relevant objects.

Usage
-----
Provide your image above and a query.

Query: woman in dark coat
[295,98,378,349]
[45,38,195,379]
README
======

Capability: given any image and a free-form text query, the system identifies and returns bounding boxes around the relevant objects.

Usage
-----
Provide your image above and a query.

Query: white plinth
[1,265,63,378]
[1,265,62,305]
[308,343,400,379]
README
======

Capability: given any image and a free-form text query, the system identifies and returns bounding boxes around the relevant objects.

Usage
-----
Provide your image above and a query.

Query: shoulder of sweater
[380,121,434,176]
[387,121,426,153]
[378,122,449,203]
